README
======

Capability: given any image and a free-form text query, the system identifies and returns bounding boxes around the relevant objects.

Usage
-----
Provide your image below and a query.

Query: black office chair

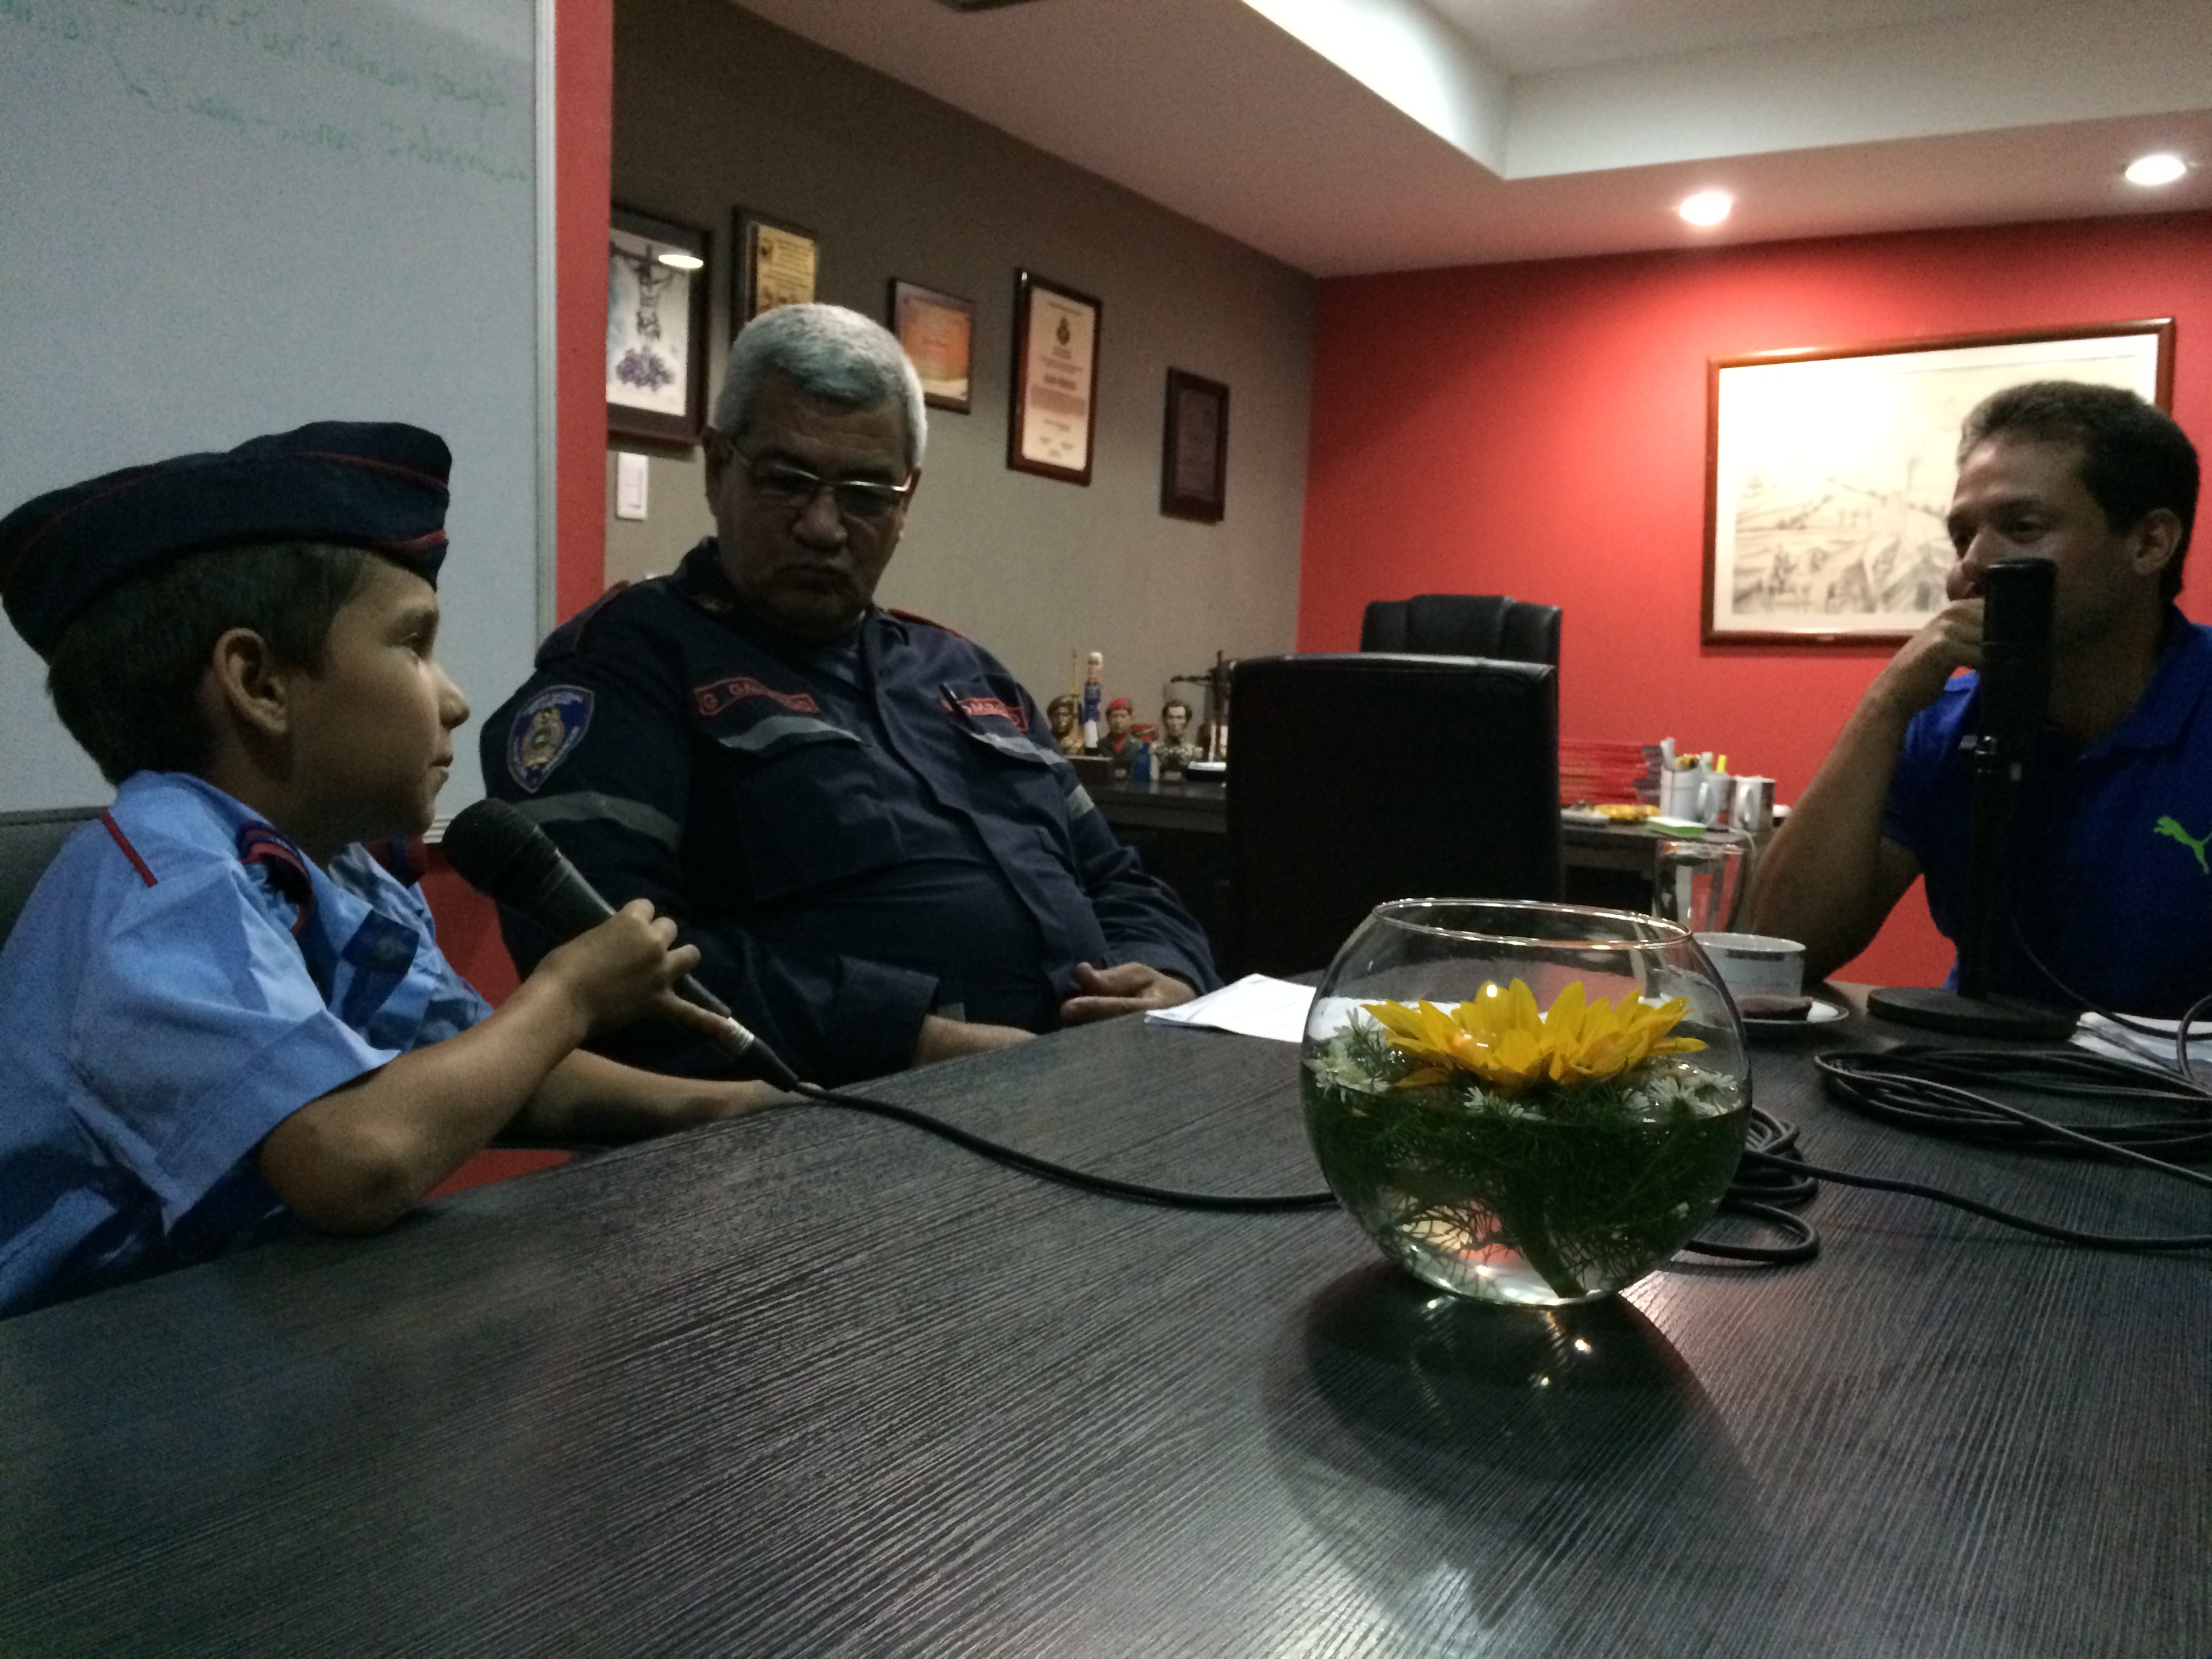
[1225,653,1563,977]
[0,806,102,951]
[1360,593,1562,667]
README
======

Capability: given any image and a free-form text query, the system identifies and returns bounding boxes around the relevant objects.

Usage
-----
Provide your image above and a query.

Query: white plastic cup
[1695,932,1805,1000]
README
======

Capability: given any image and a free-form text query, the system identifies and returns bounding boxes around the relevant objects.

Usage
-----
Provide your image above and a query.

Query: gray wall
[605,0,1313,722]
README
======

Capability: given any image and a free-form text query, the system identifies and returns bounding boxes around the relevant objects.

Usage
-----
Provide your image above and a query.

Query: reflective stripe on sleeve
[510,792,683,852]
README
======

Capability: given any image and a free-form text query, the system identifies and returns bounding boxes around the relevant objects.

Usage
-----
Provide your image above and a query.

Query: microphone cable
[792,1080,1338,1213]
[794,1080,1827,1270]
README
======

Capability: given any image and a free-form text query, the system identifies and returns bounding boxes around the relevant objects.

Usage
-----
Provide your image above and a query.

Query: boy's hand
[535,899,702,1038]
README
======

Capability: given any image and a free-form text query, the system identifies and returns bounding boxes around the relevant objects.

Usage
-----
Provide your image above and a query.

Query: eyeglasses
[727,445,916,523]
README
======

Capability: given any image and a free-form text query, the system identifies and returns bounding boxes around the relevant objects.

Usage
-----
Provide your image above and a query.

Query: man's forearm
[1747,694,1920,979]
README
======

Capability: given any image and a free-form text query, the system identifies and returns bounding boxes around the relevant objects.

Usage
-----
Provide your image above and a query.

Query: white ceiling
[734,0,2212,276]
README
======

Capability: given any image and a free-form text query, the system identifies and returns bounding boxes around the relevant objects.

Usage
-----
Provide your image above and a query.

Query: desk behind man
[1749,382,2209,1015]
[483,306,1214,1085]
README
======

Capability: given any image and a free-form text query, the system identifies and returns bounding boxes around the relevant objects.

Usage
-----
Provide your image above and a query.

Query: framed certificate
[1160,369,1229,523]
[733,208,818,324]
[1007,270,1101,485]
[605,205,710,447]
[888,279,975,415]
[1704,319,2172,644]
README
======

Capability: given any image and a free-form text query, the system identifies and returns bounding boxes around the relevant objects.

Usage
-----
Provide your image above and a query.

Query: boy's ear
[203,627,294,741]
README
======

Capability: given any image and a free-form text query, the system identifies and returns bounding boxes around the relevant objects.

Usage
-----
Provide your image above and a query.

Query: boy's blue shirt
[0,772,490,1317]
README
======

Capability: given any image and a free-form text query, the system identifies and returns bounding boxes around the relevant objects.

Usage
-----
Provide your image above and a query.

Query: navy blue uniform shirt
[480,540,1218,1084]
[1883,611,2212,1016]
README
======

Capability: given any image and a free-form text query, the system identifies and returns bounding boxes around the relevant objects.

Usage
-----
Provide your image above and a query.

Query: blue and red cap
[0,421,452,659]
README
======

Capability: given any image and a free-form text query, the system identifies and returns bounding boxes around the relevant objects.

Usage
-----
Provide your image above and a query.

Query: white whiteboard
[0,0,551,811]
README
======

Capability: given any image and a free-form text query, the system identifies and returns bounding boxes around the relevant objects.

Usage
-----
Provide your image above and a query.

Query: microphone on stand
[1868,557,2075,1039]
[443,798,801,1090]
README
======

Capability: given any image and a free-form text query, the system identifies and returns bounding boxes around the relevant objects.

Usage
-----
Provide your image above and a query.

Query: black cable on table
[1805,1044,2212,1251]
[796,1082,1339,1212]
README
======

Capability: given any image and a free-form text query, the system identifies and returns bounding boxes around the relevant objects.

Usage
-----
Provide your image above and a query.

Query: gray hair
[711,303,928,471]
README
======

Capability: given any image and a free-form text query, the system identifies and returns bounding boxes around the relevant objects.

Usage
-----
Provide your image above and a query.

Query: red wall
[1299,211,2212,986]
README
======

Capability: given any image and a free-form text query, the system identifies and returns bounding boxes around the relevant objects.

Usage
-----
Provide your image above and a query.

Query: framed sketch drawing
[1160,369,1228,523]
[888,279,975,414]
[1704,320,2173,644]
[1008,270,1101,485]
[606,205,710,446]
[733,209,817,323]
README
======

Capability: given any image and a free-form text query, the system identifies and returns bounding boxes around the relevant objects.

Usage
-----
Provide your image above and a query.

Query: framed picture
[1160,369,1229,523]
[733,209,818,324]
[888,279,975,414]
[1008,270,1101,485]
[606,205,710,446]
[1704,320,2173,644]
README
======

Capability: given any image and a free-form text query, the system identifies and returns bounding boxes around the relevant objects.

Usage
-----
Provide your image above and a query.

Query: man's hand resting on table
[1059,961,1196,1025]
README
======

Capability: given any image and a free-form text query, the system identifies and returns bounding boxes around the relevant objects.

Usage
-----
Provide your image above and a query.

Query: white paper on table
[2070,1011,2212,1071]
[1145,973,1316,1042]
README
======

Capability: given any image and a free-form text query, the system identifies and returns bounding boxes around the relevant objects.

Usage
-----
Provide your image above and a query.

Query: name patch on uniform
[507,685,594,793]
[693,674,819,718]
[943,693,1029,732]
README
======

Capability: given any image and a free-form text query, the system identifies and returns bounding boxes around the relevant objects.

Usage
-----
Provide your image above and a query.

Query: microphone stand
[1869,559,2076,1040]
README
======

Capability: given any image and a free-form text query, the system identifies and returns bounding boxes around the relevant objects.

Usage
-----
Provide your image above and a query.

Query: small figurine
[1093,695,1139,778]
[1080,651,1104,750]
[1045,693,1085,758]
[1155,698,1200,778]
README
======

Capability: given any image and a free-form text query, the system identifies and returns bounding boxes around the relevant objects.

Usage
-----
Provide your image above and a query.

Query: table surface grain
[1,1002,2205,1657]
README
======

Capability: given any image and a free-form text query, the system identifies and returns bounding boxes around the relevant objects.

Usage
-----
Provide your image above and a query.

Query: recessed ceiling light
[1679,190,1732,227]
[655,251,705,270]
[2125,153,2188,188]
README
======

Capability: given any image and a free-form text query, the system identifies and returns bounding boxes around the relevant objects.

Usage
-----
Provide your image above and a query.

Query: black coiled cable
[1800,1044,2212,1251]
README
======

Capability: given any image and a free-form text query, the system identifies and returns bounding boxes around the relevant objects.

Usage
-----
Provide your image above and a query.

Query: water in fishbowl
[1303,1059,1748,1305]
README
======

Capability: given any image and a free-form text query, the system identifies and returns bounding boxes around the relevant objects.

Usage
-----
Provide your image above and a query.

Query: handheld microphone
[443,799,800,1090]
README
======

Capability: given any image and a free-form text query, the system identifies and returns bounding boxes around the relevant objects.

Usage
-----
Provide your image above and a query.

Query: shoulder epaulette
[886,607,969,642]
[536,580,634,665]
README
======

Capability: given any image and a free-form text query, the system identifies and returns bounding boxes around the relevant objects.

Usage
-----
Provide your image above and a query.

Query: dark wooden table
[2,1000,2205,1655]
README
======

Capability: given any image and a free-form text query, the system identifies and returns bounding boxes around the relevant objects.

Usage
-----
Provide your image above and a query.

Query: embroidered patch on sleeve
[507,686,596,794]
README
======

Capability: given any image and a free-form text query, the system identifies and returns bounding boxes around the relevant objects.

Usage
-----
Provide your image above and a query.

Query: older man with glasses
[483,304,1214,1085]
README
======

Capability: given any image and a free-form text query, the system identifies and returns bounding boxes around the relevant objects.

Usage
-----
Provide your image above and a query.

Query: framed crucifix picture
[606,205,710,446]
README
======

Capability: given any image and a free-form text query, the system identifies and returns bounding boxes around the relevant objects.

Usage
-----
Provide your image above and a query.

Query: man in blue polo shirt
[1748,382,2208,1016]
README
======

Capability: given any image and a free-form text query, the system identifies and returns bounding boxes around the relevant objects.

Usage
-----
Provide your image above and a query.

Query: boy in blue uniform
[0,422,781,1317]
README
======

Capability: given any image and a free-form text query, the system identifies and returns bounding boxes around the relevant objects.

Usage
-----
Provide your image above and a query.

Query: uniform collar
[2083,608,2212,759]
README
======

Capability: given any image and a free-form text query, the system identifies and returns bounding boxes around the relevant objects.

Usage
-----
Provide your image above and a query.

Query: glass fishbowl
[1303,900,1750,1307]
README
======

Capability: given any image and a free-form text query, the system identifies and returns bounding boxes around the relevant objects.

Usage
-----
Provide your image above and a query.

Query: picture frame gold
[888,279,975,415]
[732,208,818,325]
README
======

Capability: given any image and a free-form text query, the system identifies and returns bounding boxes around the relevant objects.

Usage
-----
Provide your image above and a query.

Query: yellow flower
[1361,979,1706,1095]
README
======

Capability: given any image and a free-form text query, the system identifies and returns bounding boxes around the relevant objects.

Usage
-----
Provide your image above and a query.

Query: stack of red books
[1557,738,1652,805]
